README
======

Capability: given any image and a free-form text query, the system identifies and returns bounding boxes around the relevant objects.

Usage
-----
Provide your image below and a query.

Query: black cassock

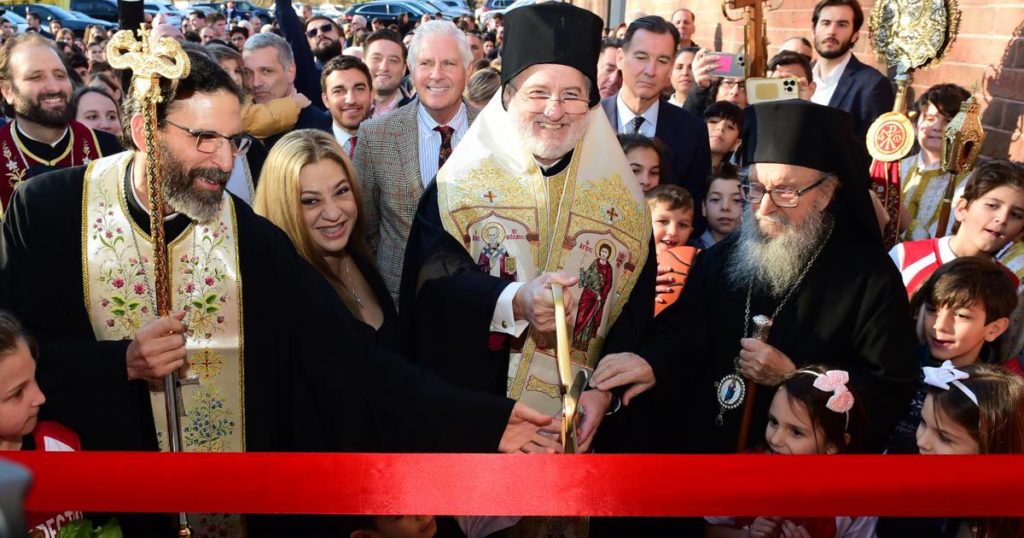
[0,165,516,534]
[642,233,919,454]
[400,176,663,453]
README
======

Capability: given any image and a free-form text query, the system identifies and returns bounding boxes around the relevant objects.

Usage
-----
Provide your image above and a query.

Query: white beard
[726,206,832,298]
[512,112,588,163]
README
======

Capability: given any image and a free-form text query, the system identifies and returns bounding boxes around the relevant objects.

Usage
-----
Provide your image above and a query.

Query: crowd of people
[0,0,1022,536]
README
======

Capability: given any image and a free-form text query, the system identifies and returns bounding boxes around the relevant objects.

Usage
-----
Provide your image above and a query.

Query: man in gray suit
[354,20,477,302]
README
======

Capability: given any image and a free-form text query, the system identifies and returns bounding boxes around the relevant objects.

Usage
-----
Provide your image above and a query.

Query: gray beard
[159,140,229,224]
[726,206,833,298]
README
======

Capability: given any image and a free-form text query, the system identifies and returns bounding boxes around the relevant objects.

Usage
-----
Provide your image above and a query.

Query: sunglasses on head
[306,22,333,38]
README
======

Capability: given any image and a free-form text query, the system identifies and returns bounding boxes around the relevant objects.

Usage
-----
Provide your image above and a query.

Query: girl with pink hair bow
[705,365,873,538]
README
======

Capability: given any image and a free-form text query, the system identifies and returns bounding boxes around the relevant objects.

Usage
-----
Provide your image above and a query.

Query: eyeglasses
[508,82,590,115]
[305,22,334,38]
[740,174,832,208]
[719,79,747,92]
[165,119,251,156]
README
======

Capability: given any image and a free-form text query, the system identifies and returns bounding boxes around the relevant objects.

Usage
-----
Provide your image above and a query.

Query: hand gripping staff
[107,26,194,538]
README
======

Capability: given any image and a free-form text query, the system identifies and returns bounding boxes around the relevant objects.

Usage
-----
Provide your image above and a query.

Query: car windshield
[1,10,26,23]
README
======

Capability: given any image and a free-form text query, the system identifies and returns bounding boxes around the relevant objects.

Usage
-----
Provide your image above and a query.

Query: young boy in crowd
[647,185,697,313]
[767,50,816,101]
[647,185,695,253]
[886,257,1017,454]
[692,163,742,249]
[890,159,1024,297]
[899,83,973,241]
[705,101,742,174]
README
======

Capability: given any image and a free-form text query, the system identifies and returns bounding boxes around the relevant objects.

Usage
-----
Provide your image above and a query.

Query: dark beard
[814,35,855,60]
[159,140,230,223]
[14,90,72,128]
[313,38,342,64]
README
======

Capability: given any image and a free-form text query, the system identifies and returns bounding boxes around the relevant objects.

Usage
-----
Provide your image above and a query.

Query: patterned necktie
[629,116,645,134]
[435,125,455,168]
[346,136,357,159]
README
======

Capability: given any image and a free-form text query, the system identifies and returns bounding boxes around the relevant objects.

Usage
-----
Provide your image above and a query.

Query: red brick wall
[574,0,1024,160]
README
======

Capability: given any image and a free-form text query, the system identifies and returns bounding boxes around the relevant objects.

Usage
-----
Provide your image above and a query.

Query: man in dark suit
[809,0,894,140]
[601,16,711,221]
[317,55,373,157]
[242,32,330,149]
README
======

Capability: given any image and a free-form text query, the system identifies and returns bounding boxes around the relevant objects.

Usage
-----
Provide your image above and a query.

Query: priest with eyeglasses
[0,48,562,537]
[614,100,919,455]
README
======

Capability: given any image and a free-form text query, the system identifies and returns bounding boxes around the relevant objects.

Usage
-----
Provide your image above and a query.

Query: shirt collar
[373,92,402,116]
[916,151,943,172]
[616,92,659,130]
[332,122,355,147]
[938,235,956,262]
[417,101,468,132]
[15,120,69,148]
[813,51,853,86]
[700,229,715,247]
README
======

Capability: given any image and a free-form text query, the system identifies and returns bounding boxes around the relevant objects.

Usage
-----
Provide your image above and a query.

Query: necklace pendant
[714,371,746,426]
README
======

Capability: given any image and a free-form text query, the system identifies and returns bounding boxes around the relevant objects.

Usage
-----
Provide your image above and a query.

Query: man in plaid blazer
[353,21,479,303]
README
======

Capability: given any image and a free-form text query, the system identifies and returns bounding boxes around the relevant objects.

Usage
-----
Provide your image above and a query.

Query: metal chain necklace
[714,218,835,425]
[340,256,365,309]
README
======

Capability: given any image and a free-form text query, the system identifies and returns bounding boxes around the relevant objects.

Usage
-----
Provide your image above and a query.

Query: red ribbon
[6,452,1024,516]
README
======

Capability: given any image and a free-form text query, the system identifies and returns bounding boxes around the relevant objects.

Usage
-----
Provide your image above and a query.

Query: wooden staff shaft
[736,316,773,452]
[736,383,758,452]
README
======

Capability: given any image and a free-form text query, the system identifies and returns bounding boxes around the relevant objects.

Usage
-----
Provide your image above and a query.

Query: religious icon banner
[437,93,651,416]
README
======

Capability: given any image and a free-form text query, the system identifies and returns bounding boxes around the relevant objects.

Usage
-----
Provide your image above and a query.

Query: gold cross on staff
[107,24,191,102]
[723,0,783,78]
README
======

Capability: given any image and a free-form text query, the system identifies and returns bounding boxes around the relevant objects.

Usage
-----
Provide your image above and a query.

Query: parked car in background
[8,4,116,35]
[144,1,183,26]
[193,1,272,24]
[477,0,514,25]
[315,3,346,19]
[232,1,272,23]
[434,0,473,17]
[0,9,31,33]
[503,0,541,16]
[70,0,118,23]
[344,0,430,25]
[185,4,219,17]
[414,0,467,19]
[359,0,460,20]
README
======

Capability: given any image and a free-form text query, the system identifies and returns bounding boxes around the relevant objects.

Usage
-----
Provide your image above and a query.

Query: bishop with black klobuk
[637,100,919,454]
